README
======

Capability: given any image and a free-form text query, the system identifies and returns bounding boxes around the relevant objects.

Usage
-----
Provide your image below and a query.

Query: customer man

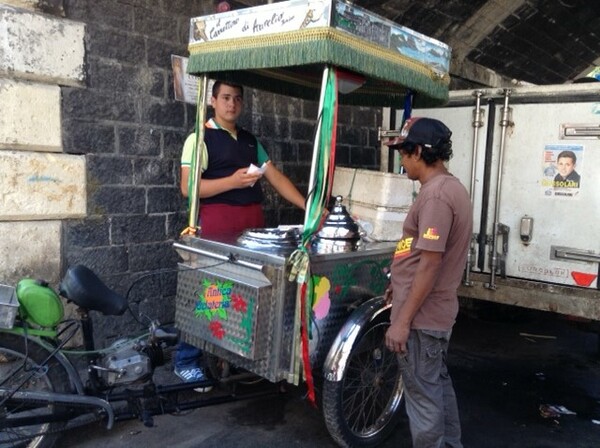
[384,117,472,448]
[176,80,305,386]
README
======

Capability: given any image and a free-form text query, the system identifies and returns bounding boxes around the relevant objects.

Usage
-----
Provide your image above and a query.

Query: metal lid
[317,196,360,241]
[237,227,301,250]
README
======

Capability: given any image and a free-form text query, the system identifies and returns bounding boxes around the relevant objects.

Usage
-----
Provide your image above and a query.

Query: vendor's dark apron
[199,203,265,238]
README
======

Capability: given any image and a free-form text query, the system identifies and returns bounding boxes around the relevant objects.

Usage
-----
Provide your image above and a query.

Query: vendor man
[176,80,305,385]
[180,80,305,235]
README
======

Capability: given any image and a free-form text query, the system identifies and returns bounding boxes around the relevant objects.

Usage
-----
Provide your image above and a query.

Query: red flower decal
[209,320,225,339]
[334,285,342,295]
[231,293,247,313]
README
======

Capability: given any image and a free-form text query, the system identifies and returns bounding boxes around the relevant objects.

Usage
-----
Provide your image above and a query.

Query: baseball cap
[385,117,452,148]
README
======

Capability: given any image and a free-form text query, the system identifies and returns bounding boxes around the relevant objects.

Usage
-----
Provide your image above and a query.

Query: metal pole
[188,75,209,232]
[463,90,484,286]
[303,66,330,230]
[487,89,512,289]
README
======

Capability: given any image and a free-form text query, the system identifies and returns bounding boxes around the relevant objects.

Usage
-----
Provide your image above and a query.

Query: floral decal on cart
[193,279,254,354]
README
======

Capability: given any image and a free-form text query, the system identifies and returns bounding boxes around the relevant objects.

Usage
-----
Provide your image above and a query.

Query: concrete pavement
[61,303,600,447]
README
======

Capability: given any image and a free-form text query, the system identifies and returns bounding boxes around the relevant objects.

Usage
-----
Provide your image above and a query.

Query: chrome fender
[323,296,390,382]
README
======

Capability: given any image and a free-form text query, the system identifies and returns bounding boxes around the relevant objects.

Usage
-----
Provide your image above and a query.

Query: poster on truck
[541,144,584,199]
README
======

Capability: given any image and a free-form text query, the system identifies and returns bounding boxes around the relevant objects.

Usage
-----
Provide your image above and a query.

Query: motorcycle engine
[100,339,153,386]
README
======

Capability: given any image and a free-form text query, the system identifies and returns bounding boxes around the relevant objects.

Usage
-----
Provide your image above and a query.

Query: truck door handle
[551,246,600,263]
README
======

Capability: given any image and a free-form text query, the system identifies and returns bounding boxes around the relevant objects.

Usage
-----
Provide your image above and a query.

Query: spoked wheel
[0,333,71,448]
[323,315,403,447]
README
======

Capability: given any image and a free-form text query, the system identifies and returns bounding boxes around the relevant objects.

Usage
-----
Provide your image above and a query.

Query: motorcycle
[0,264,274,448]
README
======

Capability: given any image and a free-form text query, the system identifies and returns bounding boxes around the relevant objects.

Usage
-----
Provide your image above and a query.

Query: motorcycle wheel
[322,312,403,448]
[0,333,71,448]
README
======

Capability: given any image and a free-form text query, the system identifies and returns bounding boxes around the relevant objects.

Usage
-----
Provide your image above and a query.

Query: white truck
[333,82,600,323]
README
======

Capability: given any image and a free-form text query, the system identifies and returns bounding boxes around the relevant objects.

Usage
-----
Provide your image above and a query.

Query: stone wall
[0,2,85,285]
[0,0,381,345]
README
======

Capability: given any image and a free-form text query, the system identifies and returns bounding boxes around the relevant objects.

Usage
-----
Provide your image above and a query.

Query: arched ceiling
[229,0,600,88]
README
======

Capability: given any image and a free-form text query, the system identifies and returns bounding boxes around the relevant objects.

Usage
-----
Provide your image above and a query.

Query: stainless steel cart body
[175,235,394,384]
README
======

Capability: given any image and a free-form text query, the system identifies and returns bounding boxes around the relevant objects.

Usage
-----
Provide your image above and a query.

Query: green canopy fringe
[188,27,449,107]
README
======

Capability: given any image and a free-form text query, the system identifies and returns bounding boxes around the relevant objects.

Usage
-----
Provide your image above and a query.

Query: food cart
[173,1,450,446]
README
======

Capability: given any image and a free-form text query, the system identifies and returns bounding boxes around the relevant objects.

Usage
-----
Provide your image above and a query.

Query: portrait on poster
[171,55,211,105]
[541,144,583,199]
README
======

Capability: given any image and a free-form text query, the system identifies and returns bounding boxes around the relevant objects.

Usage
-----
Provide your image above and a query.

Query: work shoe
[174,366,213,393]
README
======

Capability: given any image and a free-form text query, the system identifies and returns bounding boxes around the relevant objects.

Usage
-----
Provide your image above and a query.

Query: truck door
[409,86,600,291]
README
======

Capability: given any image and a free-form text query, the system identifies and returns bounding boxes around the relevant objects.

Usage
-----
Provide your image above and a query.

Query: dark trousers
[397,329,462,448]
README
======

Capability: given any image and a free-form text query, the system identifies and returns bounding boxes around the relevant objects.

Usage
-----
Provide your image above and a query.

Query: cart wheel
[322,313,403,447]
[0,333,71,448]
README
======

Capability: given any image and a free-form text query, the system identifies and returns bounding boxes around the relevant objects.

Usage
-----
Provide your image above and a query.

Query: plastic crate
[0,284,18,329]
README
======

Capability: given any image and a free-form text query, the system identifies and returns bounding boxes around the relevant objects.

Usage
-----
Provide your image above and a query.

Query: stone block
[0,79,61,151]
[89,186,145,215]
[128,241,179,271]
[147,187,184,213]
[133,7,178,41]
[62,88,137,122]
[111,214,167,244]
[64,217,110,248]
[62,120,116,155]
[144,98,185,127]
[0,150,86,220]
[163,130,187,160]
[65,245,129,277]
[119,127,161,156]
[133,158,176,185]
[87,155,134,185]
[0,5,85,84]
[0,220,61,285]
[87,24,146,64]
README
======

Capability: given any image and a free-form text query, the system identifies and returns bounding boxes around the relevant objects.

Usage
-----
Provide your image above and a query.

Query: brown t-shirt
[390,173,472,331]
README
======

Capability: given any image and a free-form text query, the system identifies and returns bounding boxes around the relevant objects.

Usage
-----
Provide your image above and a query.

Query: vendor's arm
[263,162,306,210]
[180,166,261,198]
[385,250,443,353]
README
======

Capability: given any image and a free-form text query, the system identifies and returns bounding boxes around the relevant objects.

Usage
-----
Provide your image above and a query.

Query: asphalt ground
[61,302,600,447]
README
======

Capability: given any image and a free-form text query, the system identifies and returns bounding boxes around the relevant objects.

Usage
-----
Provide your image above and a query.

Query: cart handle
[173,242,264,272]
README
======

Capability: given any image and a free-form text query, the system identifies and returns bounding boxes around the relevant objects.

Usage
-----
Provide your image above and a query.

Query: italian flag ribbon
[289,66,338,406]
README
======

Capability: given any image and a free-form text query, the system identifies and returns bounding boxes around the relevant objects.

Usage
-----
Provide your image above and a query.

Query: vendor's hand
[231,167,262,189]
[385,321,409,354]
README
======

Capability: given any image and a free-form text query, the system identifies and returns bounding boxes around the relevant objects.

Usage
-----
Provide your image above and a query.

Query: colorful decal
[231,293,247,313]
[394,237,413,259]
[541,144,584,199]
[422,227,440,240]
[192,278,255,354]
[226,295,254,354]
[209,320,225,339]
[312,276,331,320]
[194,279,232,321]
[330,259,390,300]
[571,271,597,287]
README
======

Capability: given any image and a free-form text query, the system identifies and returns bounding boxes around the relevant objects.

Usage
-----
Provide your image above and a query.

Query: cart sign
[188,0,451,76]
[189,0,331,43]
